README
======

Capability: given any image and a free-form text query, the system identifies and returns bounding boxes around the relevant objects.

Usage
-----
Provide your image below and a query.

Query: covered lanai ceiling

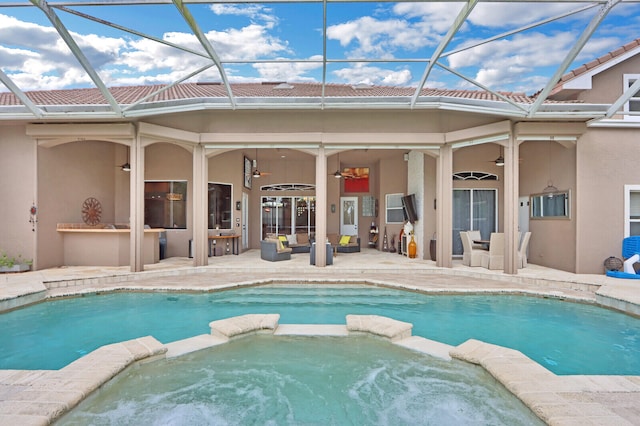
[0,0,639,120]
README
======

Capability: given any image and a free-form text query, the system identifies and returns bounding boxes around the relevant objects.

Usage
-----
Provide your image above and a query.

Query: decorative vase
[408,234,417,259]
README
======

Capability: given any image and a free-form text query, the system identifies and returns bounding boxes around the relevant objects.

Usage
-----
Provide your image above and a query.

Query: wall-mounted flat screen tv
[402,194,418,223]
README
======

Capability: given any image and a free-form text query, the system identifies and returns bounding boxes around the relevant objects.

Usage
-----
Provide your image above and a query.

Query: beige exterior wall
[379,153,408,250]
[577,54,640,104]
[575,128,639,274]
[518,140,577,272]
[37,140,120,269]
[0,125,37,266]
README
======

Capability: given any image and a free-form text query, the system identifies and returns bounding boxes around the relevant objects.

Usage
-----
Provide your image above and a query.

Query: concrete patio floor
[1,248,639,425]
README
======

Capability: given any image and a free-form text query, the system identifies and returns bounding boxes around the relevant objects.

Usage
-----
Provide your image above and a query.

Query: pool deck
[1,249,640,425]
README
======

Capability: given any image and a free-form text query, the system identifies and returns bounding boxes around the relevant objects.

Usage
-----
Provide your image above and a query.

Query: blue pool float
[606,270,640,279]
[607,236,640,279]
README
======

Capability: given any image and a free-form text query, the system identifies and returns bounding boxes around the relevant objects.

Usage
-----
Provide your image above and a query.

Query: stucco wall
[379,153,408,252]
[518,140,577,272]
[577,54,640,105]
[37,141,118,269]
[0,125,36,266]
[145,142,192,257]
[575,128,639,274]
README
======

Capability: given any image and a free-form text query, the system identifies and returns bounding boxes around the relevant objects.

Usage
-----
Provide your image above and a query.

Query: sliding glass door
[452,189,497,255]
[261,196,315,239]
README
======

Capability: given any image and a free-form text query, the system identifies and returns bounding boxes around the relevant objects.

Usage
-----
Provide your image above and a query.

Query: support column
[407,151,425,259]
[129,134,144,272]
[503,131,519,274]
[192,144,208,267]
[436,145,453,268]
[314,148,327,267]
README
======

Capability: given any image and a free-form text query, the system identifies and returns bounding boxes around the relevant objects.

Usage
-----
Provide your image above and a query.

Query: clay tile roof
[554,38,640,89]
[0,82,540,107]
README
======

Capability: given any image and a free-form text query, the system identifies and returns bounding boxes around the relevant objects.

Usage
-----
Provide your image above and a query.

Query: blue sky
[0,1,638,95]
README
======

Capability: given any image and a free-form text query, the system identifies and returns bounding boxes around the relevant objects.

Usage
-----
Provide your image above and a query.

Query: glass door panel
[453,189,497,255]
[452,190,471,256]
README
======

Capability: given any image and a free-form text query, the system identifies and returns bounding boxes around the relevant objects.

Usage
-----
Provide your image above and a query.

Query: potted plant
[0,252,32,273]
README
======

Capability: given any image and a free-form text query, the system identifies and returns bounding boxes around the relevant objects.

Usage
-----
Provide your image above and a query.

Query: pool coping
[1,314,638,426]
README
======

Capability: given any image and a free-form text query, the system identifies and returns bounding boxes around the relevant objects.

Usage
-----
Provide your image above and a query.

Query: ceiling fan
[330,152,355,179]
[252,148,271,178]
[488,146,522,167]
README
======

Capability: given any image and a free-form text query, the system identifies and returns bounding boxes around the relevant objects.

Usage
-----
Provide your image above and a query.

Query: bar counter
[57,224,164,266]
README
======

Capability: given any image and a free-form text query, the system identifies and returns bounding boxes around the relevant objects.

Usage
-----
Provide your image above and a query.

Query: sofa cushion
[327,234,339,246]
[296,233,309,245]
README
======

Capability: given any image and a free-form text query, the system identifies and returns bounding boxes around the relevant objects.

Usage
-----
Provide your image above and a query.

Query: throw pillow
[286,234,298,245]
[297,233,309,245]
[339,235,351,246]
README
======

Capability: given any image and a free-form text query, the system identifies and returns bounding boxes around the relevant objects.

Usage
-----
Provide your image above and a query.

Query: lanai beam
[527,0,621,117]
[411,0,478,108]
[29,0,123,117]
[172,0,237,109]
[0,69,43,118]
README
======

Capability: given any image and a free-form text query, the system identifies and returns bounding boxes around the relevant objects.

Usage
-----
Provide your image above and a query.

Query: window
[386,193,405,224]
[624,74,640,119]
[530,191,570,219]
[208,183,232,229]
[145,181,187,229]
[453,171,498,181]
[625,185,640,237]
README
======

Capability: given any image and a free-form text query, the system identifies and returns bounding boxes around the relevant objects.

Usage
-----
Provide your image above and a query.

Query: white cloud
[447,32,578,89]
[0,11,291,91]
[332,63,412,86]
[327,13,443,58]
[0,14,125,90]
[467,2,584,28]
[210,4,278,28]
[252,55,322,82]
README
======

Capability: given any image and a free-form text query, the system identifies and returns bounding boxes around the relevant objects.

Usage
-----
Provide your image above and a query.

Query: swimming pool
[57,336,544,426]
[1,284,639,375]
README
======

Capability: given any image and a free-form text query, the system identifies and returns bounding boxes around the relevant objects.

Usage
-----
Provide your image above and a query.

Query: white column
[314,148,327,267]
[503,132,519,274]
[407,151,425,258]
[192,144,208,267]
[436,145,453,268]
[129,134,145,272]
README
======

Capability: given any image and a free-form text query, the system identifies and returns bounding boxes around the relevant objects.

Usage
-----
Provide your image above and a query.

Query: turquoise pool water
[58,336,544,426]
[1,284,639,375]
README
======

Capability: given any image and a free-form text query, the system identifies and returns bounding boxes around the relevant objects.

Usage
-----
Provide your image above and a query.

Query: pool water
[1,284,639,375]
[57,336,544,426]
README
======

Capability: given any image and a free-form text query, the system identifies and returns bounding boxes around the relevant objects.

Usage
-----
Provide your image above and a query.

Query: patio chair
[460,231,485,267]
[467,230,485,249]
[518,232,532,268]
[481,232,504,270]
[260,238,292,262]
